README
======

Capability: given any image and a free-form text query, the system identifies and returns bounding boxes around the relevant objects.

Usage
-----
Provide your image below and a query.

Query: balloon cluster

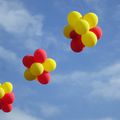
[22,49,56,85]
[64,11,103,53]
[0,82,15,113]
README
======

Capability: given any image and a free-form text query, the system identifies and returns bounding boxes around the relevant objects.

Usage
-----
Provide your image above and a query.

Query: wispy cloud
[0,0,43,36]
[87,117,115,120]
[40,103,61,118]
[53,62,120,100]
[0,108,43,120]
[0,45,19,63]
[97,117,115,120]
[0,0,65,52]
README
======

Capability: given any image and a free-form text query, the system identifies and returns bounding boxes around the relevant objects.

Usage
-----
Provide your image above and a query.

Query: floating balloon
[74,19,89,35]
[0,100,2,109]
[43,58,56,72]
[70,39,85,53]
[64,11,102,53]
[30,63,44,76]
[34,49,47,63]
[0,82,15,113]
[22,55,35,68]
[83,12,98,29]
[81,31,97,47]
[68,11,82,27]
[64,25,73,38]
[90,26,102,40]
[2,104,12,113]
[23,49,56,85]
[70,30,81,40]
[0,87,5,99]
[37,71,51,84]
[24,69,36,81]
[2,82,13,94]
[1,92,15,105]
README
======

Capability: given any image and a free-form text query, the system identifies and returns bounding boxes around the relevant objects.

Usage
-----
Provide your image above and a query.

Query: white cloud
[91,77,120,100]
[0,46,19,63]
[24,34,59,50]
[40,103,60,117]
[86,117,115,120]
[0,0,62,51]
[90,63,120,100]
[98,117,115,120]
[0,108,43,120]
[53,62,120,100]
[0,0,43,36]
[0,46,23,73]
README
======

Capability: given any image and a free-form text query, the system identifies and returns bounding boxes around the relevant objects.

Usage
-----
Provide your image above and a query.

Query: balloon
[70,30,81,40]
[0,87,5,99]
[67,11,82,27]
[30,63,44,76]
[37,71,51,84]
[22,55,35,68]
[74,19,89,35]
[2,82,13,94]
[2,104,12,113]
[83,12,98,29]
[24,69,36,81]
[90,26,102,39]
[0,100,2,109]
[81,31,97,47]
[1,92,15,104]
[23,49,56,85]
[70,39,85,53]
[63,25,73,38]
[34,49,47,63]
[42,58,56,72]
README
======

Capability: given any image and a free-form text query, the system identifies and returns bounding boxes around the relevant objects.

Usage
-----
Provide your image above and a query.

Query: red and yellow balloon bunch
[0,82,15,113]
[22,49,56,85]
[64,11,103,53]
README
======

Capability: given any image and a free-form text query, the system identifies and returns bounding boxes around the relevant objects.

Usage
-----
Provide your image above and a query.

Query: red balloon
[34,49,47,63]
[22,55,35,68]
[90,26,103,40]
[37,71,51,85]
[2,104,12,113]
[70,39,85,53]
[1,92,15,105]
[0,99,2,109]
[70,30,81,40]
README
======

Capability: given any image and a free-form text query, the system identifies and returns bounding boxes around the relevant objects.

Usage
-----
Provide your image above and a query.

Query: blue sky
[0,0,120,120]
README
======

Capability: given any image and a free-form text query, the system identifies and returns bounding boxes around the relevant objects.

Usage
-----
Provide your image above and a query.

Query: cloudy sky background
[0,0,120,120]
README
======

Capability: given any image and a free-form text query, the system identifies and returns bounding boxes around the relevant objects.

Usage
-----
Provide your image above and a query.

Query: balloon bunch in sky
[0,82,15,113]
[64,11,103,53]
[22,49,56,85]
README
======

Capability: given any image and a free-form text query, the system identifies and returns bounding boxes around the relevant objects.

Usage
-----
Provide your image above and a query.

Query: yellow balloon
[0,87,5,99]
[67,11,82,27]
[43,58,56,72]
[81,31,97,47]
[24,69,36,81]
[2,82,13,93]
[30,63,44,76]
[63,25,73,38]
[83,12,98,29]
[74,19,89,35]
